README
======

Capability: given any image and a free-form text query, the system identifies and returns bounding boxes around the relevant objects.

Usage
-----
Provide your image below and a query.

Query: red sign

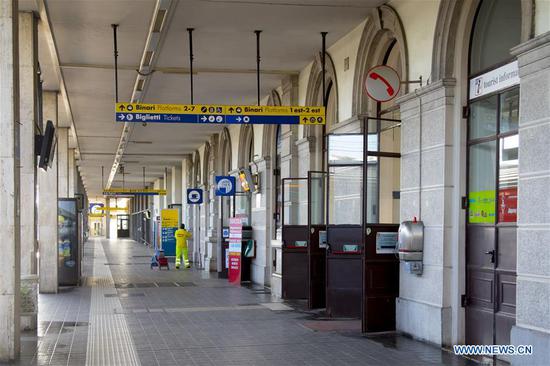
[228,217,242,284]
[228,254,241,283]
[499,187,517,223]
[364,65,401,102]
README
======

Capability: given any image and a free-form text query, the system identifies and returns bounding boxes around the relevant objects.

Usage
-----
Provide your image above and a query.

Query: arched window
[465,0,522,349]
[470,0,522,75]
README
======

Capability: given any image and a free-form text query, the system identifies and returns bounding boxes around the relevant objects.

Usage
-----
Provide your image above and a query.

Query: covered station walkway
[13,237,473,366]
[2,0,550,365]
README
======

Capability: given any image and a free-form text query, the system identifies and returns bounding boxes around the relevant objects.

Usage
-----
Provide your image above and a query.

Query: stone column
[251,157,272,286]
[394,79,459,347]
[57,127,69,197]
[271,75,299,297]
[510,32,550,366]
[38,91,58,294]
[171,165,182,205]
[163,169,172,208]
[68,148,76,197]
[18,11,38,331]
[105,197,111,239]
[0,0,21,359]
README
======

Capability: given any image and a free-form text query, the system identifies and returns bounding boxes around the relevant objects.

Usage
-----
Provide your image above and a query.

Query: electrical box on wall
[398,218,424,275]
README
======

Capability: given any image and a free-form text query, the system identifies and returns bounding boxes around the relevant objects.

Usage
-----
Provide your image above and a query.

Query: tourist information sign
[115,103,325,125]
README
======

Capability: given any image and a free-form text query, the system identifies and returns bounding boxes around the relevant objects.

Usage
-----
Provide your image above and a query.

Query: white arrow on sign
[364,65,401,102]
[201,116,207,122]
[236,117,242,122]
[118,114,126,121]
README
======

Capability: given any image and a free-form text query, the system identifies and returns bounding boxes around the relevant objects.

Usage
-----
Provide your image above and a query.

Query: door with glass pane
[466,88,518,352]
[117,214,130,238]
[281,178,309,299]
[308,171,327,309]
[326,134,364,318]
[362,117,401,333]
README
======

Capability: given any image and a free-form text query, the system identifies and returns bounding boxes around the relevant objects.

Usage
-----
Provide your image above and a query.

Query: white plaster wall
[253,125,263,157]
[228,125,241,169]
[536,0,550,35]
[389,0,440,83]
[328,19,366,122]
[298,62,313,106]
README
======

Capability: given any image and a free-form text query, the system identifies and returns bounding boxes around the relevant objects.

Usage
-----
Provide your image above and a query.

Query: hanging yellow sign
[115,103,325,125]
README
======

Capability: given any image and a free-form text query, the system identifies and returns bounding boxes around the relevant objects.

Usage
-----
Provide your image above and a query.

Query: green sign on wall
[468,190,496,223]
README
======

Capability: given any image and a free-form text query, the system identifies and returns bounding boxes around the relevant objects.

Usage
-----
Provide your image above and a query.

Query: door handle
[484,250,495,263]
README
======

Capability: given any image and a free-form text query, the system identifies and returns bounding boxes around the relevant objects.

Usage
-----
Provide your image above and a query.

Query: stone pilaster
[57,127,69,197]
[249,157,272,286]
[394,79,459,347]
[68,148,76,197]
[38,91,58,294]
[510,32,550,366]
[0,0,21,359]
[18,11,38,331]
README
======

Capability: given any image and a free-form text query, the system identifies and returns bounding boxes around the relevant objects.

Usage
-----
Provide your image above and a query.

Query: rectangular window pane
[329,166,362,225]
[283,179,307,226]
[366,157,401,224]
[328,134,363,165]
[309,172,326,225]
[498,135,518,223]
[468,141,497,223]
[500,88,519,133]
[470,95,497,139]
[367,119,401,154]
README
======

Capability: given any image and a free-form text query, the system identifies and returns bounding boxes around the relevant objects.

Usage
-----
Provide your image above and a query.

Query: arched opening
[304,52,339,172]
[236,125,254,225]
[353,5,408,118]
[464,0,523,353]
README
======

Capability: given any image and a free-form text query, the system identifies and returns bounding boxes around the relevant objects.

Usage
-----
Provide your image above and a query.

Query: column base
[20,275,38,331]
[396,297,452,346]
[511,325,550,366]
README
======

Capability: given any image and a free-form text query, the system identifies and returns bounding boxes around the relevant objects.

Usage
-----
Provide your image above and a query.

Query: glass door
[466,87,519,350]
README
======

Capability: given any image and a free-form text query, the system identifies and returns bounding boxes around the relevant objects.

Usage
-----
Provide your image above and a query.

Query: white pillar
[57,127,69,197]
[171,165,182,205]
[68,148,75,197]
[510,33,550,366]
[38,91,58,294]
[0,0,21,359]
[105,197,111,239]
[18,11,38,331]
[163,169,172,208]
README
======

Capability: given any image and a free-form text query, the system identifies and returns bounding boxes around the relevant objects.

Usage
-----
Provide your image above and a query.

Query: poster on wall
[161,209,179,256]
[468,190,496,223]
[228,217,242,284]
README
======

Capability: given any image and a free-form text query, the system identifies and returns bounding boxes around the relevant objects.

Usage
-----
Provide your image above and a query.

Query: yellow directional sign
[95,207,129,212]
[103,188,166,196]
[115,103,325,125]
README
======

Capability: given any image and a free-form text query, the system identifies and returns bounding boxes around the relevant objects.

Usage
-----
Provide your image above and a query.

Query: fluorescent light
[152,9,167,32]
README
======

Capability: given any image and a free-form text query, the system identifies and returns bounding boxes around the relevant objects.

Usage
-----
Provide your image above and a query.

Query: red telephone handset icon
[369,72,395,97]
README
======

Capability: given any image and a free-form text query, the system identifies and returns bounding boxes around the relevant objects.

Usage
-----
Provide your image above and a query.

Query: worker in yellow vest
[174,224,192,269]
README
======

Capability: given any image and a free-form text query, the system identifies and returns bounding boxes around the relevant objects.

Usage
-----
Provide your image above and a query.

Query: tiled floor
[4,238,477,365]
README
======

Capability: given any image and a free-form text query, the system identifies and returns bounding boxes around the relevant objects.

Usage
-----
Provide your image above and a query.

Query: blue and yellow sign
[161,209,179,256]
[103,188,166,196]
[115,103,325,125]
